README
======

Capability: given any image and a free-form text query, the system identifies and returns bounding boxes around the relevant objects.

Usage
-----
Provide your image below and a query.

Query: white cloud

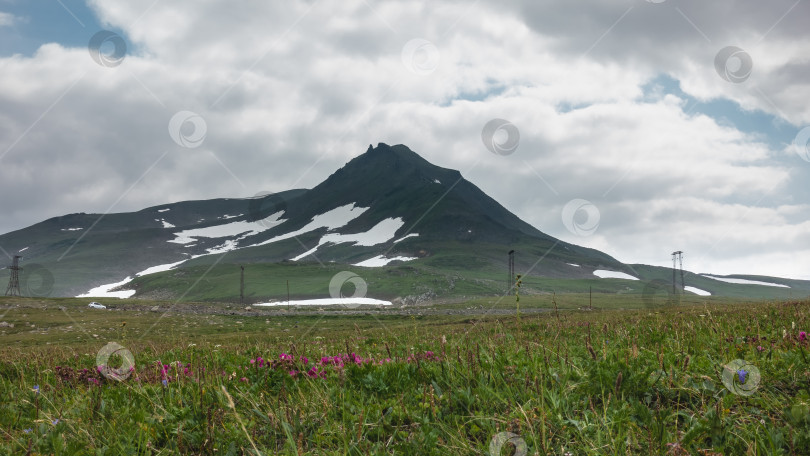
[0,12,16,27]
[0,0,808,279]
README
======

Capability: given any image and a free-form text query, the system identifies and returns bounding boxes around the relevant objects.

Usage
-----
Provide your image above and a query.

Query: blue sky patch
[0,1,129,57]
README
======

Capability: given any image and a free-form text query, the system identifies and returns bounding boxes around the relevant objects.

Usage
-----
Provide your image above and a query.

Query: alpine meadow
[2,1,810,455]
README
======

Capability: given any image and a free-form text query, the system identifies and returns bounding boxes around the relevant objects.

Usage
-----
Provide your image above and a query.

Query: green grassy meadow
[2,294,810,455]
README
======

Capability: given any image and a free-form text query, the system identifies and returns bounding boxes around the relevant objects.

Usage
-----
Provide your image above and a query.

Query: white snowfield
[592,270,639,280]
[567,263,580,267]
[77,276,136,299]
[292,217,410,262]
[353,255,418,267]
[157,208,170,212]
[61,227,83,231]
[136,260,187,277]
[702,275,790,288]
[255,297,392,307]
[169,211,284,245]
[685,286,711,296]
[76,260,188,298]
[393,233,419,243]
[256,204,367,247]
[156,218,175,228]
[78,203,418,298]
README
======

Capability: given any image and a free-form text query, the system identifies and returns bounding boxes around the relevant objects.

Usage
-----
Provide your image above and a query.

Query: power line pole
[240,265,244,305]
[671,251,684,294]
[508,250,515,294]
[5,256,22,297]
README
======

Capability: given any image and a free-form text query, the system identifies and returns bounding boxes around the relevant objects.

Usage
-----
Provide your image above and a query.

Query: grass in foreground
[1,298,810,454]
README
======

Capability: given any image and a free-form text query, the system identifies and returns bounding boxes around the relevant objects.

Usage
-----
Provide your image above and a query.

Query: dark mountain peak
[322,144,436,187]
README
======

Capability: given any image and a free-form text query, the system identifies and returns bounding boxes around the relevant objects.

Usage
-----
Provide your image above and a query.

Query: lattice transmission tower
[5,256,22,296]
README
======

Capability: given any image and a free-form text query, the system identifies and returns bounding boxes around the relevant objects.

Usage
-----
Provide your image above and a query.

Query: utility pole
[508,250,515,294]
[671,251,684,294]
[5,256,22,297]
[240,265,244,305]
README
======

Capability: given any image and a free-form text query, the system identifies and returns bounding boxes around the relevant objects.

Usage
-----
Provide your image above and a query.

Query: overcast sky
[0,0,808,279]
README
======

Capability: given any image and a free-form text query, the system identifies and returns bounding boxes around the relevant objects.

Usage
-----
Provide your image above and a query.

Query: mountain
[1,143,808,301]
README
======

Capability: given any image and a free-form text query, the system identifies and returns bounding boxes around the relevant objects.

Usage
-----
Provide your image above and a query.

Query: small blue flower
[737,369,748,384]
[52,419,59,425]
[32,385,39,394]
[162,379,168,387]
[23,428,32,434]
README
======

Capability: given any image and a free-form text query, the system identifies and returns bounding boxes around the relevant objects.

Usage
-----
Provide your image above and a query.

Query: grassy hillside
[115,249,810,304]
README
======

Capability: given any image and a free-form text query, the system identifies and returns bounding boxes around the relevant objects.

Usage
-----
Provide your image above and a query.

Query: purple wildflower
[737,369,748,384]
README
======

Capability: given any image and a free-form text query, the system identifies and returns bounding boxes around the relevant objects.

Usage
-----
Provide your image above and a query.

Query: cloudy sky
[0,0,808,279]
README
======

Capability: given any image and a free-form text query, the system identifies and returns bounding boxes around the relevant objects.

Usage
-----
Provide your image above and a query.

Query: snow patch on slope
[255,297,391,307]
[354,255,418,267]
[593,270,639,280]
[136,260,187,276]
[702,275,790,288]
[290,217,406,261]
[393,233,419,243]
[685,286,711,296]
[77,276,136,299]
[256,204,368,247]
[77,260,188,298]
[169,212,284,244]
